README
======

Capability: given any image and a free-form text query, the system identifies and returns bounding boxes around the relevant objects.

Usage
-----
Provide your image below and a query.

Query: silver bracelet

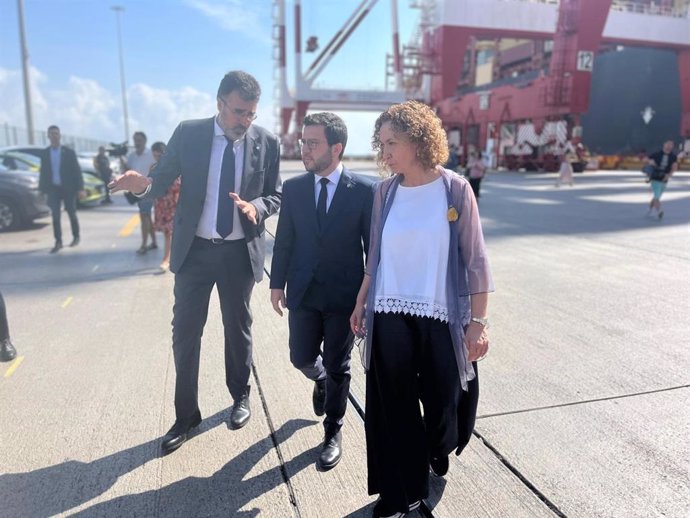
[470,316,489,328]
[133,182,152,197]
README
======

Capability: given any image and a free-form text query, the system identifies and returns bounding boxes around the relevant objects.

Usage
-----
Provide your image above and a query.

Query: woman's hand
[350,302,366,338]
[465,321,489,362]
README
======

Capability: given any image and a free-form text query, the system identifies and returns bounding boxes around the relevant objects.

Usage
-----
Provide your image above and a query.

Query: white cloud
[127,83,215,143]
[0,66,377,156]
[183,0,270,45]
[0,66,219,149]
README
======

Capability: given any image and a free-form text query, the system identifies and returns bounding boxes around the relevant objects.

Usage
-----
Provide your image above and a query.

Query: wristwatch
[470,316,489,328]
[133,182,152,197]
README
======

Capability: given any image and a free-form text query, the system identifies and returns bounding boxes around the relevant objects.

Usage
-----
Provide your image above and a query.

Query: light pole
[17,0,35,144]
[111,5,130,144]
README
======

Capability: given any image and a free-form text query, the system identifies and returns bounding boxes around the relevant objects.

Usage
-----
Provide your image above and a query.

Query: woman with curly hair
[350,100,494,517]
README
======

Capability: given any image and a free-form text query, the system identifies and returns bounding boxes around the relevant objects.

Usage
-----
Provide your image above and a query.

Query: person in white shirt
[108,70,282,455]
[123,131,157,254]
[270,112,373,471]
[350,101,494,518]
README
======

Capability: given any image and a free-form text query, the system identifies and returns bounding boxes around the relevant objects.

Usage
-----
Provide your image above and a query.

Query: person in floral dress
[151,142,180,272]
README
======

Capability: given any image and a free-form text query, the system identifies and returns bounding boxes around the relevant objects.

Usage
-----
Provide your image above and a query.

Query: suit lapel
[45,147,53,177]
[320,169,353,234]
[302,173,319,235]
[240,127,260,199]
[193,118,215,199]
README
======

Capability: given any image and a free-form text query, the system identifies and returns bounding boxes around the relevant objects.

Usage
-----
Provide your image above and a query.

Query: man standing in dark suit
[109,71,282,454]
[270,112,373,470]
[39,125,85,253]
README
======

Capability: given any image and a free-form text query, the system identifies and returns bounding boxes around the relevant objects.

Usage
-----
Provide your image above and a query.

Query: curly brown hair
[372,100,449,172]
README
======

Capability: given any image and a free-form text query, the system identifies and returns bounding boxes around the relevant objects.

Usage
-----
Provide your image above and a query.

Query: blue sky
[0,0,417,155]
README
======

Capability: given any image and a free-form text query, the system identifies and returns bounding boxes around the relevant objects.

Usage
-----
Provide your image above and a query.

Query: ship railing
[610,0,689,18]
[494,0,689,19]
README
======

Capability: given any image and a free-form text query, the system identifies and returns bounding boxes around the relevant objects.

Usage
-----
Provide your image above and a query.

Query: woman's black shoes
[430,455,449,477]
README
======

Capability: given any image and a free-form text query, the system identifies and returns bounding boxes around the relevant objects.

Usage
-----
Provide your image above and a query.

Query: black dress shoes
[161,411,202,454]
[50,241,63,254]
[0,339,17,362]
[317,429,342,470]
[229,395,251,429]
[312,378,326,416]
[69,236,80,247]
[372,498,420,518]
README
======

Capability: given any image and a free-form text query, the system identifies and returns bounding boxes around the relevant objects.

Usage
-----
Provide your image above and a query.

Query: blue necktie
[317,177,329,230]
[216,137,236,238]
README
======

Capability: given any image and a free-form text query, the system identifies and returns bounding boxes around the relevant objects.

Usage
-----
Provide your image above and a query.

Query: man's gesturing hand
[108,170,150,194]
[229,192,257,225]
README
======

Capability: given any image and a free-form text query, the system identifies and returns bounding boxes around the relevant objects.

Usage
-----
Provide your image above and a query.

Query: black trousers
[365,312,478,511]
[171,237,255,423]
[47,186,79,242]
[288,281,354,433]
[469,177,482,199]
[100,173,112,201]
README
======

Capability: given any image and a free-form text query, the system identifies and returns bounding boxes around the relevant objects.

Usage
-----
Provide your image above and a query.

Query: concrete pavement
[0,166,688,517]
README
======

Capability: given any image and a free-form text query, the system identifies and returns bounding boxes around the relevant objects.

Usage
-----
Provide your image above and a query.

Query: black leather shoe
[312,378,326,417]
[372,498,420,518]
[317,429,342,470]
[229,395,251,429]
[161,412,202,454]
[50,241,63,254]
[69,237,80,247]
[0,340,17,362]
[430,454,449,477]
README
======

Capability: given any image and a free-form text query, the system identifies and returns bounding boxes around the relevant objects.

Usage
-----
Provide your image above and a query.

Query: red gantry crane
[416,0,690,170]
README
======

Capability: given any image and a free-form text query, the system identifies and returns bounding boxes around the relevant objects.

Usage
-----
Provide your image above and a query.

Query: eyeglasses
[298,139,323,150]
[219,98,258,121]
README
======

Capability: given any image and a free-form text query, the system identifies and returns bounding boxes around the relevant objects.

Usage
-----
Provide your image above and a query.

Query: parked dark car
[0,164,49,231]
[0,150,105,207]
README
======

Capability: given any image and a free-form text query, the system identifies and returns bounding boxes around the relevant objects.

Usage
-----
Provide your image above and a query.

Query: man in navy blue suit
[270,112,373,470]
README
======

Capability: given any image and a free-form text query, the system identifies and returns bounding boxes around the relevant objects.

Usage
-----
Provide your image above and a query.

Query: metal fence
[611,0,690,18]
[1,122,109,152]
[501,0,689,18]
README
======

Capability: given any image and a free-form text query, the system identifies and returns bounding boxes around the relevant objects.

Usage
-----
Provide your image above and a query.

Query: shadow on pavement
[0,247,165,291]
[0,413,315,517]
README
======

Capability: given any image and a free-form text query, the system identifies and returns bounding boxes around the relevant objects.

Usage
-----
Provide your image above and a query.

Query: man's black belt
[194,236,243,245]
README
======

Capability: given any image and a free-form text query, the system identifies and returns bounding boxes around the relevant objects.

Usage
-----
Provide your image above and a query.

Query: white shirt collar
[313,162,343,186]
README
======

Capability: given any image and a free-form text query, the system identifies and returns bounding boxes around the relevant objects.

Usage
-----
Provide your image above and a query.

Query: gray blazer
[145,117,282,279]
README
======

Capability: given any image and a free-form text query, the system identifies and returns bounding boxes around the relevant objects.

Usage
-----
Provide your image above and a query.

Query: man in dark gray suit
[270,112,373,470]
[39,125,85,253]
[110,71,282,454]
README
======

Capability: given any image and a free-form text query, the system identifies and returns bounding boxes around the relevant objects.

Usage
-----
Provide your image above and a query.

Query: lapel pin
[447,206,459,222]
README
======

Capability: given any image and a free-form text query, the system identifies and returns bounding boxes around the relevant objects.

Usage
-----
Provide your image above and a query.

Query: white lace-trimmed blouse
[374,176,450,322]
